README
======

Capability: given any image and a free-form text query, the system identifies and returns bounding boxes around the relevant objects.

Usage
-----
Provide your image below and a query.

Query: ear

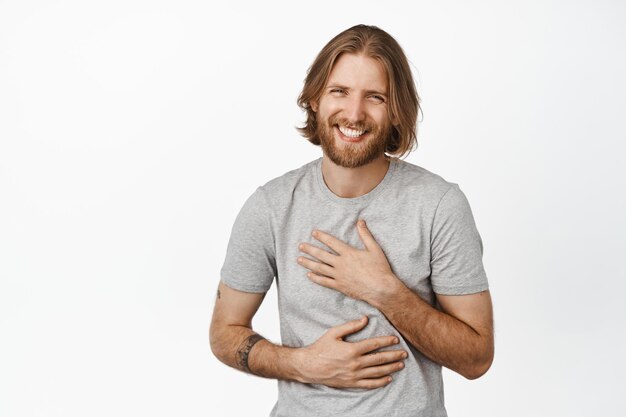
[310,100,318,112]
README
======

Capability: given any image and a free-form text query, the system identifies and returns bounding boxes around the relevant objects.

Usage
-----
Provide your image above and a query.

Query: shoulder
[253,158,318,209]
[395,160,479,222]
[392,158,459,203]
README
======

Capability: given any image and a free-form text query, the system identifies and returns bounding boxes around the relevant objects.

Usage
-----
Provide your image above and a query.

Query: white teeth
[338,126,366,138]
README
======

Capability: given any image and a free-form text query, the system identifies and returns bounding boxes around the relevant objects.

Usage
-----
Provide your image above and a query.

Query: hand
[294,315,408,390]
[297,219,401,305]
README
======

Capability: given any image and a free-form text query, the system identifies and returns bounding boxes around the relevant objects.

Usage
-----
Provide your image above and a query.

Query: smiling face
[311,53,393,168]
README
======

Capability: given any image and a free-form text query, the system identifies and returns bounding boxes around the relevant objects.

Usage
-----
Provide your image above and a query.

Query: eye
[329,88,346,95]
[369,94,385,104]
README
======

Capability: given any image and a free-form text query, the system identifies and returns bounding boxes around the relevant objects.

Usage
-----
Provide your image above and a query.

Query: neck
[320,154,391,198]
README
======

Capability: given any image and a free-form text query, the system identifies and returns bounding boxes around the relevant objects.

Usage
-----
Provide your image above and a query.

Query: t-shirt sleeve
[220,186,277,293]
[430,184,489,295]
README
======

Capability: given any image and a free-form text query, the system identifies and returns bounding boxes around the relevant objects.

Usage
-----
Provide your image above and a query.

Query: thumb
[329,315,368,339]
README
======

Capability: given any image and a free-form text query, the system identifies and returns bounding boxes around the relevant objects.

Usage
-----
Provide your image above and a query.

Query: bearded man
[210,24,494,417]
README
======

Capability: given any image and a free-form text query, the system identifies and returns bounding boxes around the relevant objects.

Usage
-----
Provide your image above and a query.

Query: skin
[297,220,494,379]
[312,53,394,197]
[210,52,493,388]
[210,281,406,389]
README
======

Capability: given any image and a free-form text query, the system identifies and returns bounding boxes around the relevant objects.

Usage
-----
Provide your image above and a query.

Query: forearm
[372,279,492,379]
[210,323,303,382]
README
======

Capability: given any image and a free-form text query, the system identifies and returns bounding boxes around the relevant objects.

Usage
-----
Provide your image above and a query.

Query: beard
[316,113,392,169]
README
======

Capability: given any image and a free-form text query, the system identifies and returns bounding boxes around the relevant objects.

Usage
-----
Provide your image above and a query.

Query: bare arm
[296,222,494,380]
[371,282,494,380]
[209,281,301,380]
[209,280,409,388]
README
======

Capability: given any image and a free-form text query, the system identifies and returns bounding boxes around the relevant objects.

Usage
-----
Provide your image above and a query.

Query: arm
[297,222,494,380]
[209,280,408,388]
[209,280,301,380]
[216,188,407,387]
[371,282,494,380]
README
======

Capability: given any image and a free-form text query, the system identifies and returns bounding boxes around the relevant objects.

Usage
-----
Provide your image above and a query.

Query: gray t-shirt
[220,156,489,417]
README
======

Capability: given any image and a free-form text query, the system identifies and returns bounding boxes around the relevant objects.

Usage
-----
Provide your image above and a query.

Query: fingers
[353,335,400,354]
[328,316,369,339]
[311,229,352,255]
[356,219,378,252]
[352,351,407,390]
[300,243,336,267]
[357,361,405,380]
[353,375,394,390]
[314,319,409,391]
[359,349,408,368]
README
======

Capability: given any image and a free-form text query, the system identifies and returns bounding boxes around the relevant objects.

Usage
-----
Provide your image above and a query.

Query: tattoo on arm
[237,334,266,373]
[217,289,221,300]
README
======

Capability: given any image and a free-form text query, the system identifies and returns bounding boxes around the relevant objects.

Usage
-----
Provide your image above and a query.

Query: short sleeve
[220,186,277,293]
[430,184,489,295]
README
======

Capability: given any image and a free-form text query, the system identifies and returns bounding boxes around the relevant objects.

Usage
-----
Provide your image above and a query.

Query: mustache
[328,115,375,132]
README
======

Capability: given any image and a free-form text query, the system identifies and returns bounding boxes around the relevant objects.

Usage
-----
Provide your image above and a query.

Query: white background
[1,1,625,416]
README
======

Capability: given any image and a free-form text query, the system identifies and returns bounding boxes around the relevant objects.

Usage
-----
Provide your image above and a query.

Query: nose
[344,95,366,124]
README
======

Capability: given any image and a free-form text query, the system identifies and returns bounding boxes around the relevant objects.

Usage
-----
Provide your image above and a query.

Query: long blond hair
[297,24,421,159]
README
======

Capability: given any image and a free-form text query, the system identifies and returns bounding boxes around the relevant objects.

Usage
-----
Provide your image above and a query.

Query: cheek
[373,114,392,130]
[371,108,389,124]
[318,97,344,113]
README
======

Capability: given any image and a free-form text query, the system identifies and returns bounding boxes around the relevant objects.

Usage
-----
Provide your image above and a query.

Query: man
[210,24,494,416]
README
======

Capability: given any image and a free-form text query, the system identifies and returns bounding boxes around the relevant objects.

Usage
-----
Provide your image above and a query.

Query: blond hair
[297,24,421,159]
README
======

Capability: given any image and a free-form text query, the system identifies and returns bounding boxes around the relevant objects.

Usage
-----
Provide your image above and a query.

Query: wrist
[289,346,311,384]
[371,273,406,309]
[246,338,309,383]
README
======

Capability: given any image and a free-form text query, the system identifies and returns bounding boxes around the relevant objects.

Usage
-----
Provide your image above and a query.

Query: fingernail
[403,352,408,359]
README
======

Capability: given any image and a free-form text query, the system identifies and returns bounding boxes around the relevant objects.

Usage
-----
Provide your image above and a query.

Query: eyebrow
[326,84,388,96]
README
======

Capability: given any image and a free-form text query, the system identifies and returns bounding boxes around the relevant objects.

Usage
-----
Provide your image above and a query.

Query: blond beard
[316,115,391,168]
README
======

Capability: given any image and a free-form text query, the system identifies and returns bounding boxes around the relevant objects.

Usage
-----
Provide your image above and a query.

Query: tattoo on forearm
[217,289,221,299]
[237,334,266,373]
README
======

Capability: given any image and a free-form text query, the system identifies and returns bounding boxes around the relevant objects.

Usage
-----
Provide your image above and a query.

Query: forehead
[326,53,388,91]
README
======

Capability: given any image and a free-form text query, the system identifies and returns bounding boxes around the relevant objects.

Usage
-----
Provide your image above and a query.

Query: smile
[336,125,367,142]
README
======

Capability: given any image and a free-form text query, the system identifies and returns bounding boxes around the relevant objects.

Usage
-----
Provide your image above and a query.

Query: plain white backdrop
[1,0,625,416]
